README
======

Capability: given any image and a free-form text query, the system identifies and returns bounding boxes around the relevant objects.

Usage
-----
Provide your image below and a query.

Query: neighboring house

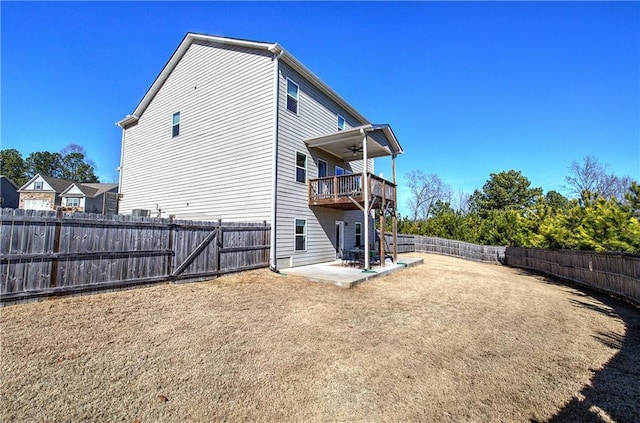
[18,174,75,211]
[18,174,119,214]
[61,183,119,214]
[0,176,20,208]
[117,33,403,269]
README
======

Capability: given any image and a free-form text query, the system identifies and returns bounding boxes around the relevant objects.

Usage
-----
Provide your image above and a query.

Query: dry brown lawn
[1,253,638,422]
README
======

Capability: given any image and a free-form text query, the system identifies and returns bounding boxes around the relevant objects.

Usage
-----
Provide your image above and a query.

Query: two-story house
[18,174,75,211]
[117,33,402,270]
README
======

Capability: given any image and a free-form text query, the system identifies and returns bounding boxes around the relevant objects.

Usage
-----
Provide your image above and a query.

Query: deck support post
[362,130,370,270]
[392,153,398,263]
[380,190,386,268]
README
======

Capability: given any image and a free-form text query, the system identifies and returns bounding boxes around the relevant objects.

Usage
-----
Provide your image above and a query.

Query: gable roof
[117,33,370,128]
[18,174,74,193]
[61,183,118,198]
[61,182,98,197]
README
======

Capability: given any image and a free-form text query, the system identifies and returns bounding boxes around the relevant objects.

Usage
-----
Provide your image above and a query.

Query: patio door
[335,220,345,258]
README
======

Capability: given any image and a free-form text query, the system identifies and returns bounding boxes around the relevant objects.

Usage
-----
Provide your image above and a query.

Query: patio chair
[341,249,355,267]
[371,252,394,265]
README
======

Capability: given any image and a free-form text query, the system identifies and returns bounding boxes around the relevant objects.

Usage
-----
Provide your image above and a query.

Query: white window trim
[286,78,299,115]
[317,159,328,178]
[337,114,345,131]
[33,181,44,190]
[294,218,307,252]
[65,197,81,207]
[295,151,307,184]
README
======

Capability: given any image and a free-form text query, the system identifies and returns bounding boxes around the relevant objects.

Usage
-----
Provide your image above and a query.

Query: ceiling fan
[346,145,363,155]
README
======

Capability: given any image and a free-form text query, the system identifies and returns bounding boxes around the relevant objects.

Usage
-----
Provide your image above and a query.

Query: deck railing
[308,173,396,207]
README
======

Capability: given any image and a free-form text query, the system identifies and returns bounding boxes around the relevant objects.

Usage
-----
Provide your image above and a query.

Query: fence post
[216,219,223,273]
[49,207,63,289]
[263,220,268,265]
[167,215,175,278]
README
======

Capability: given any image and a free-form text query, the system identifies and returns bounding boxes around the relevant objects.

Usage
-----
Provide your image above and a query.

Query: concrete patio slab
[282,255,424,288]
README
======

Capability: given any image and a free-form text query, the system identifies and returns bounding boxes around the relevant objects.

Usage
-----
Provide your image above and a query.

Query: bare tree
[405,170,451,221]
[60,144,97,171]
[452,189,471,214]
[60,143,86,157]
[564,155,636,202]
[564,155,601,197]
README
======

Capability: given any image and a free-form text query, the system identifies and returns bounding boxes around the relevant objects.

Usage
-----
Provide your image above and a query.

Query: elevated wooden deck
[308,173,396,210]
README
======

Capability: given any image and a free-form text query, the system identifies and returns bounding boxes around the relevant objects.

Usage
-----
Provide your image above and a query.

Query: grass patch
[1,253,638,422]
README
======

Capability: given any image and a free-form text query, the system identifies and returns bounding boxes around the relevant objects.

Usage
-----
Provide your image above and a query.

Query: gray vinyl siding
[120,41,274,222]
[342,211,374,249]
[0,178,19,209]
[275,62,372,267]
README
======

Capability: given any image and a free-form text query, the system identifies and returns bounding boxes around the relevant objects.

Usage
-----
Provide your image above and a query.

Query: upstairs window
[34,181,43,190]
[287,79,299,114]
[335,166,344,176]
[172,112,180,137]
[337,114,345,131]
[296,152,307,183]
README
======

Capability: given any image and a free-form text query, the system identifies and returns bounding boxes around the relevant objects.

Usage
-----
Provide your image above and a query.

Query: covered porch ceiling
[304,124,403,162]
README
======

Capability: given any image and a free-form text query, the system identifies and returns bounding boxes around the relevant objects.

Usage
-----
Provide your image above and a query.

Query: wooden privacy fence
[1,208,270,303]
[384,234,505,263]
[505,247,640,306]
[385,234,505,263]
[383,233,415,254]
[405,235,505,264]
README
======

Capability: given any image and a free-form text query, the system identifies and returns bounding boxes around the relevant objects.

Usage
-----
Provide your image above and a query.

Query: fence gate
[170,222,222,281]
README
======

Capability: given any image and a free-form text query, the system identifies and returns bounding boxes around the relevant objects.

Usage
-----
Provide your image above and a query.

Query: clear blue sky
[2,1,639,216]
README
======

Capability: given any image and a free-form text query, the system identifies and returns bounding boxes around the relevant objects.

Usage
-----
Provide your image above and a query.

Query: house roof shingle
[79,183,119,197]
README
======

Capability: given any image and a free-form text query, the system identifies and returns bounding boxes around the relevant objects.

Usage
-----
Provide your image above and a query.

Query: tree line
[398,156,640,253]
[0,144,100,187]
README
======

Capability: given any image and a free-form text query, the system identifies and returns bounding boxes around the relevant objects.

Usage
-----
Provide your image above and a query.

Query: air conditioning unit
[131,209,150,217]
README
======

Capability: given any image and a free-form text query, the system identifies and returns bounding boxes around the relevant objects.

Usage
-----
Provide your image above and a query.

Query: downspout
[115,117,135,214]
[269,47,284,272]
[117,126,125,190]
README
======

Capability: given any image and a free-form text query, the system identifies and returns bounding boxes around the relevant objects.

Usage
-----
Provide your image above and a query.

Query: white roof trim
[117,33,370,128]
[305,124,403,161]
